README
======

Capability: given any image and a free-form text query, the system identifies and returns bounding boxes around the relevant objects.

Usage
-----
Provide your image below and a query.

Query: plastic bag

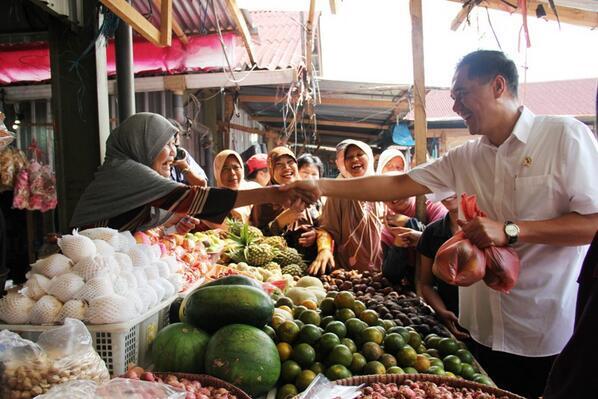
[0,319,109,399]
[0,147,27,188]
[299,374,362,399]
[34,378,186,399]
[0,112,15,152]
[484,245,521,293]
[433,194,486,286]
[433,193,521,292]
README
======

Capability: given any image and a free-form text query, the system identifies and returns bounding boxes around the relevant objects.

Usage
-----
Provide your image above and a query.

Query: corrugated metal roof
[129,3,303,71]
[132,0,236,35]
[406,78,597,120]
[236,11,304,70]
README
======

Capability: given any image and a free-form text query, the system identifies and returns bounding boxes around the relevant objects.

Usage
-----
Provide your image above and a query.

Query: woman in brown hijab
[251,147,331,264]
[314,140,384,273]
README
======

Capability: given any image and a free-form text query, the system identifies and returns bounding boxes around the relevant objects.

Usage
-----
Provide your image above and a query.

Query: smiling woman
[69,113,306,233]
[213,150,252,224]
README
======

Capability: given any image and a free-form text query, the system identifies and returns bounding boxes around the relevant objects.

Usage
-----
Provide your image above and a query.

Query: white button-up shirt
[409,106,598,356]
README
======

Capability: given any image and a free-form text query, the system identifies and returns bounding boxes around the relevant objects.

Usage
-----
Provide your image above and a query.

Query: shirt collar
[479,106,535,148]
[511,106,535,144]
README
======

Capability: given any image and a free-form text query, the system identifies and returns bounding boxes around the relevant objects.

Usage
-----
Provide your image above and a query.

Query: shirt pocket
[514,175,558,220]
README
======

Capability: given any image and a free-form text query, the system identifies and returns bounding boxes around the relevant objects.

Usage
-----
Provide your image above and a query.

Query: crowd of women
[70,111,463,339]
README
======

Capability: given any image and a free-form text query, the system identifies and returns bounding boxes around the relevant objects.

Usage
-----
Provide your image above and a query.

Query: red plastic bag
[433,194,487,286]
[432,230,486,286]
[484,245,520,293]
[432,193,521,292]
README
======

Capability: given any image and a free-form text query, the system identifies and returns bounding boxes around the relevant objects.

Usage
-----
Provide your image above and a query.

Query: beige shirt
[409,107,598,356]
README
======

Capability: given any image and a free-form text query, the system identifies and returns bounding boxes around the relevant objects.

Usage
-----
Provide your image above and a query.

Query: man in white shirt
[287,50,598,397]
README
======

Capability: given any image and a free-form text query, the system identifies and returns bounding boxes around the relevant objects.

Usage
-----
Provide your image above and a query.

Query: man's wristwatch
[504,221,520,245]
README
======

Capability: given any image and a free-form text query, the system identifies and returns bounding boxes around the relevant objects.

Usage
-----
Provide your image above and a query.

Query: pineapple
[260,236,287,250]
[244,243,276,266]
[275,247,304,267]
[263,261,281,272]
[225,219,263,241]
[281,263,304,277]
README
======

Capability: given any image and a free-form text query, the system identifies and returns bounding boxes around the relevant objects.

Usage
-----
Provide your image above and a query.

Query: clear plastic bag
[0,112,15,152]
[299,374,362,399]
[33,378,186,399]
[0,319,109,399]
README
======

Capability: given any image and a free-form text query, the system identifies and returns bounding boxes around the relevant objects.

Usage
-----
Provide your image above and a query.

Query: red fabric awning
[0,32,237,85]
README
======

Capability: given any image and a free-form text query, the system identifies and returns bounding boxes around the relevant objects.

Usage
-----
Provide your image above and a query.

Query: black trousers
[470,340,556,399]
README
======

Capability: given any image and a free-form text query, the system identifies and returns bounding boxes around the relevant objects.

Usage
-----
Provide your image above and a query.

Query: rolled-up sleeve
[562,120,598,215]
[408,149,458,194]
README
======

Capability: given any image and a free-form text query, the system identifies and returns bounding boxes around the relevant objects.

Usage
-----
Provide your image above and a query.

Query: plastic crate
[0,296,175,376]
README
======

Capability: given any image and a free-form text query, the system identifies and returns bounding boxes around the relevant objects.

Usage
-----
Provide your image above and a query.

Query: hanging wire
[485,6,503,51]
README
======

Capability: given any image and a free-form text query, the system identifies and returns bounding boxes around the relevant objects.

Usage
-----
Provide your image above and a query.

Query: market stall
[0,221,525,399]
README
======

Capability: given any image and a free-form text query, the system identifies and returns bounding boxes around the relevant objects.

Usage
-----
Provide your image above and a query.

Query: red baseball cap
[246,153,268,174]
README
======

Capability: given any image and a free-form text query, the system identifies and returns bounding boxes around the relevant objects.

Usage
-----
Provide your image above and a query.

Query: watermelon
[151,322,211,373]
[204,324,281,396]
[181,284,274,333]
[201,275,262,289]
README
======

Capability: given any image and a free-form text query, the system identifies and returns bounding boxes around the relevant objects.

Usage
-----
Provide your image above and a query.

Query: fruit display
[221,220,307,278]
[154,275,280,396]
[136,228,225,293]
[151,322,211,374]
[356,379,502,399]
[123,365,244,398]
[320,269,451,337]
[0,228,180,325]
[205,324,281,397]
[269,290,484,397]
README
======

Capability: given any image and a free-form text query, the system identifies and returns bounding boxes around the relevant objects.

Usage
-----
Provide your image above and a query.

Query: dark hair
[297,153,323,177]
[457,50,519,96]
[246,168,267,180]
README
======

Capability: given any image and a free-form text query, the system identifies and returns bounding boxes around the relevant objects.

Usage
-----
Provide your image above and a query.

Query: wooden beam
[224,0,256,65]
[316,130,376,140]
[99,0,163,46]
[159,0,172,46]
[329,0,340,14]
[228,123,278,138]
[448,0,598,29]
[253,116,388,130]
[152,0,189,45]
[185,68,296,89]
[239,95,397,109]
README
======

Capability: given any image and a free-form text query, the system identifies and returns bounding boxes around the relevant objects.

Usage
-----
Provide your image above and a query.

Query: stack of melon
[152,275,281,397]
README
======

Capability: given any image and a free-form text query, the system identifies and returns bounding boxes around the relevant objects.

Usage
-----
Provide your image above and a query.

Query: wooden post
[410,0,427,295]
[410,0,428,224]
[305,0,317,118]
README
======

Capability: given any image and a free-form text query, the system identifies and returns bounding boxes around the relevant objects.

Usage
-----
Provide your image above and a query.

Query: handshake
[275,180,322,210]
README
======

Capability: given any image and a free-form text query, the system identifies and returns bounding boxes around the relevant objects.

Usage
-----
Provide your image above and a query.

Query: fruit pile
[268,290,489,398]
[320,269,450,337]
[137,228,225,292]
[123,366,241,399]
[222,221,308,279]
[153,275,280,397]
[357,380,504,399]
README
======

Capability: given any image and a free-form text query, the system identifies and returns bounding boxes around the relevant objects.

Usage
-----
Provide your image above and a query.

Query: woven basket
[154,372,252,399]
[334,374,525,399]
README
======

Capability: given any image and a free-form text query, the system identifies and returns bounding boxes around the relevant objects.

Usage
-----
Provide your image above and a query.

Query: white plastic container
[0,295,175,376]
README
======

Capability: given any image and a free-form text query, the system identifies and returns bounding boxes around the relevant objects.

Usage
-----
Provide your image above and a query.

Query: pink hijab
[320,140,384,272]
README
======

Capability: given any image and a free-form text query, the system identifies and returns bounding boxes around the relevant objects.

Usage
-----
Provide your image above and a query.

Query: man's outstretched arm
[313,174,431,202]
